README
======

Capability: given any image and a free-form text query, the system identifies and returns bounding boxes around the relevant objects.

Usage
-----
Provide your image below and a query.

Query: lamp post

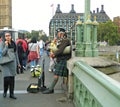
[92,16,99,57]
[83,0,92,57]
[75,0,99,57]
[75,16,84,56]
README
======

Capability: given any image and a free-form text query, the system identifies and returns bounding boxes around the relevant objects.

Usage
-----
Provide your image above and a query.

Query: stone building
[113,16,120,33]
[49,4,110,43]
[0,0,12,29]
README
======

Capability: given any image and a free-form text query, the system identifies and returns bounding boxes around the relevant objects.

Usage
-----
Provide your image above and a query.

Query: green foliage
[25,32,32,38]
[97,20,120,45]
[25,30,48,42]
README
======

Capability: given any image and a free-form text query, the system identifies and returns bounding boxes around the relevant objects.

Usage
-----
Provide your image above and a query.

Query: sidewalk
[0,54,74,107]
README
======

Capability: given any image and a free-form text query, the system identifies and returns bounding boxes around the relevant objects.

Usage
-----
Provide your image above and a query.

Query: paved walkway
[0,52,74,107]
[0,71,74,107]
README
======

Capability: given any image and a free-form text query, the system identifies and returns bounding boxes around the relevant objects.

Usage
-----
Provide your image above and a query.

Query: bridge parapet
[67,60,120,107]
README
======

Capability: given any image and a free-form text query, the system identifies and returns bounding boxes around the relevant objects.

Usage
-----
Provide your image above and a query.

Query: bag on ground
[27,83,39,93]
[31,65,42,77]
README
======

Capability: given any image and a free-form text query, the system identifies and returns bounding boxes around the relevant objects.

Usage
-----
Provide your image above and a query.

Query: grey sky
[12,0,119,35]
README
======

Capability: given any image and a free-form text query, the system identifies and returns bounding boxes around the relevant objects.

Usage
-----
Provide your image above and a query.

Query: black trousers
[4,76,15,96]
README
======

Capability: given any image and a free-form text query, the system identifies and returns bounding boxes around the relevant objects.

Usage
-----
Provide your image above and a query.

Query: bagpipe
[48,45,71,54]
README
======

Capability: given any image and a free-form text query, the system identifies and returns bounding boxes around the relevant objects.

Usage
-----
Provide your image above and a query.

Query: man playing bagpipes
[43,28,71,94]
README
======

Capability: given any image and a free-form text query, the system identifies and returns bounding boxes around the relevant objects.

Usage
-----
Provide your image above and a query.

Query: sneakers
[49,69,52,72]
[23,66,26,70]
[42,88,54,94]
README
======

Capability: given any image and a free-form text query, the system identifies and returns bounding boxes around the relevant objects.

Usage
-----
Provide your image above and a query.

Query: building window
[56,20,58,25]
[60,20,62,26]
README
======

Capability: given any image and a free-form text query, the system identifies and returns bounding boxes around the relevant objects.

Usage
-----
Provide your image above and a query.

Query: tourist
[0,32,20,99]
[27,37,39,71]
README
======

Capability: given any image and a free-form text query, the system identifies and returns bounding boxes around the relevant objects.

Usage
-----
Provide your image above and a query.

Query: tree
[97,20,120,45]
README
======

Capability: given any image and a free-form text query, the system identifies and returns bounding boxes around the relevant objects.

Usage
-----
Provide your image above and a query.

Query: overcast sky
[12,0,120,35]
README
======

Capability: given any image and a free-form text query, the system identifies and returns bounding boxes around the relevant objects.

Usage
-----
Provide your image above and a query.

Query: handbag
[0,49,14,65]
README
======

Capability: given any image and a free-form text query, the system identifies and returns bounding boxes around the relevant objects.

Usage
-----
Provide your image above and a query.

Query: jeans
[30,60,37,68]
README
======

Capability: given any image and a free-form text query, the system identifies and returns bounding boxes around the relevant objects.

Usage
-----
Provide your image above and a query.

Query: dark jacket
[54,37,71,61]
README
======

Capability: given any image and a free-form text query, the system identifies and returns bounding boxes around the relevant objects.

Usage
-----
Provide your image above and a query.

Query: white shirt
[37,40,45,49]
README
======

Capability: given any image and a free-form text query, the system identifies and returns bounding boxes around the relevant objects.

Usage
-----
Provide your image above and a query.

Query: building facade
[0,0,12,29]
[49,4,110,43]
[113,16,120,33]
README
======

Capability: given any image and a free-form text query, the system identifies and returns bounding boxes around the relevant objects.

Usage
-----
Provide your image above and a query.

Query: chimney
[55,4,62,13]
[70,4,76,13]
[97,8,99,13]
[100,5,105,13]
[93,10,95,13]
[101,5,104,11]
[72,4,74,9]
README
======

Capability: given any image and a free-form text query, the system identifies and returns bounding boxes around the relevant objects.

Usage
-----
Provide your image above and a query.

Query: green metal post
[83,0,92,57]
[84,0,90,22]
[92,16,99,57]
[75,16,84,57]
[84,16,92,57]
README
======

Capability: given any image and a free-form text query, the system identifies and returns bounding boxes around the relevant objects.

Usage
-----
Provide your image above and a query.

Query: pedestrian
[37,39,45,66]
[27,37,39,71]
[0,32,20,99]
[0,35,2,42]
[16,35,28,71]
[37,39,45,57]
[0,35,3,72]
[48,38,57,72]
[16,41,24,74]
[42,28,71,94]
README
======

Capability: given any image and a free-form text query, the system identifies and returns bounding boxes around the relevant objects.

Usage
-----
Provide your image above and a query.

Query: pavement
[0,51,74,107]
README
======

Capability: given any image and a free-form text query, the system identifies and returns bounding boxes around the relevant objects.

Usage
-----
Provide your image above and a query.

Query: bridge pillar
[92,16,99,57]
[75,0,98,57]
[75,16,84,57]
[68,0,99,100]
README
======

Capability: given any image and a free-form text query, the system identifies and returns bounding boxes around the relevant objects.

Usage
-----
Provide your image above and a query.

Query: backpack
[17,41,24,58]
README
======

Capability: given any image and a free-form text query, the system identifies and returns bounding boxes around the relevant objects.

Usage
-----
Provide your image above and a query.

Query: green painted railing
[72,61,120,107]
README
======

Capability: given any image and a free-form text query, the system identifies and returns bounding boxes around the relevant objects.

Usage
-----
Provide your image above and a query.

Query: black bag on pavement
[27,83,39,93]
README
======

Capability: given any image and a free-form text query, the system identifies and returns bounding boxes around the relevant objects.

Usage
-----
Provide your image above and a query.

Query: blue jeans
[30,60,36,68]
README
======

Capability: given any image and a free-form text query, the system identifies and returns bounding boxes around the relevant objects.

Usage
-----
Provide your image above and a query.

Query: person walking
[27,37,39,71]
[16,41,24,74]
[0,35,3,72]
[37,39,45,57]
[42,28,71,94]
[16,35,28,71]
[0,32,20,99]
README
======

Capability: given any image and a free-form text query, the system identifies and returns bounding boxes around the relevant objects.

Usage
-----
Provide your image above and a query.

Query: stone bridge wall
[98,46,120,53]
